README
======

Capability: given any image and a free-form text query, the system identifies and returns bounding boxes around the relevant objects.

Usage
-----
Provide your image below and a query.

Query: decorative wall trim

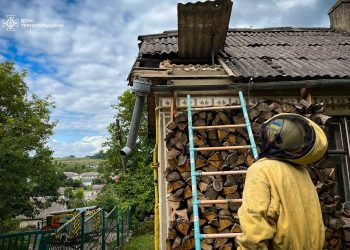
[159,96,350,108]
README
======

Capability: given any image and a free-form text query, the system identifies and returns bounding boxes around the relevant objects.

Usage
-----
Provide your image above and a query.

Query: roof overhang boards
[177,0,232,60]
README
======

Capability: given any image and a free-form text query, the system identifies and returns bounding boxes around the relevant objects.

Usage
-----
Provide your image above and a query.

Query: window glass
[329,154,350,201]
[328,123,344,151]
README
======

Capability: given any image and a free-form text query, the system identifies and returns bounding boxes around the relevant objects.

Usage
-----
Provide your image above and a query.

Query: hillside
[54,157,105,174]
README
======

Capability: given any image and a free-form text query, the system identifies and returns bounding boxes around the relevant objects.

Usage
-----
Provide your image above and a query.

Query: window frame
[328,117,350,201]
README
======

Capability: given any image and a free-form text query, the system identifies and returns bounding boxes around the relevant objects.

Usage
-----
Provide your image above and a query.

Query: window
[327,117,350,201]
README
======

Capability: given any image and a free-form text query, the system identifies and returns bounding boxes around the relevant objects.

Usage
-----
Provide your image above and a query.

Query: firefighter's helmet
[260,113,328,165]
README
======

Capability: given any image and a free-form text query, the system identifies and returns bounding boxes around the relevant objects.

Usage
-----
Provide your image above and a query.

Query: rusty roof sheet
[177,0,232,59]
[137,28,350,80]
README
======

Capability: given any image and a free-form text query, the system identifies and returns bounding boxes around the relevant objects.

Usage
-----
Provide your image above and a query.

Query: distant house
[83,185,104,202]
[63,172,80,180]
[83,191,97,201]
[110,174,120,183]
[87,162,98,168]
[80,172,99,186]
[92,184,104,192]
[57,187,65,195]
[17,198,67,229]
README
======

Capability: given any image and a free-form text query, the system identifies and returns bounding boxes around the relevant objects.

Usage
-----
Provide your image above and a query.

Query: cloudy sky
[0,0,335,157]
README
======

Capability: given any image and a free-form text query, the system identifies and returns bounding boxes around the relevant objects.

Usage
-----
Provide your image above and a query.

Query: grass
[124,234,154,250]
[123,220,154,250]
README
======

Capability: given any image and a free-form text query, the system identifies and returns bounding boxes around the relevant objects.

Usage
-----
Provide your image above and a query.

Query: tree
[64,187,74,200]
[90,150,106,159]
[0,62,60,232]
[72,179,83,188]
[92,178,103,185]
[98,90,154,220]
[71,188,85,208]
[88,185,117,212]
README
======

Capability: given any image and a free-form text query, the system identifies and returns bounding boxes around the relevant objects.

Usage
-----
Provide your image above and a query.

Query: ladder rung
[194,145,251,151]
[199,199,242,205]
[193,124,246,130]
[197,170,247,176]
[189,105,242,111]
[201,233,242,239]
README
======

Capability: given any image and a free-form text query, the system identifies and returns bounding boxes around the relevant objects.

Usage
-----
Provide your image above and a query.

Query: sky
[0,0,335,157]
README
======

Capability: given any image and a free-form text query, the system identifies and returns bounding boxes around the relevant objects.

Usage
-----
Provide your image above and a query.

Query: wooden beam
[133,67,169,71]
[301,87,312,103]
[171,91,177,121]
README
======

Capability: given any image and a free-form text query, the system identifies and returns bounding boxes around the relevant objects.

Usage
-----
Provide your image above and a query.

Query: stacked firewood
[342,202,350,248]
[165,99,344,250]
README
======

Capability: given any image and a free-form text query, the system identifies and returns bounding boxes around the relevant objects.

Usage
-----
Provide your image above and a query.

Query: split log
[208,152,223,169]
[182,235,195,250]
[172,235,182,249]
[218,216,234,231]
[222,186,238,195]
[213,178,223,192]
[175,219,190,236]
[205,187,219,200]
[183,185,192,199]
[214,230,229,248]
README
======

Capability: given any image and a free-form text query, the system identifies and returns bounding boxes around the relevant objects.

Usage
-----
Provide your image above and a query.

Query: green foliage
[64,187,73,199]
[64,179,83,188]
[67,188,85,208]
[92,178,102,185]
[0,218,20,233]
[0,62,59,232]
[114,167,154,220]
[88,185,117,211]
[89,150,106,159]
[97,89,154,221]
[132,220,154,236]
[124,234,154,250]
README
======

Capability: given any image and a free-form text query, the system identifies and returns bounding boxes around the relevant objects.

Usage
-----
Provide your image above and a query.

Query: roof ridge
[138,27,333,40]
[228,27,331,32]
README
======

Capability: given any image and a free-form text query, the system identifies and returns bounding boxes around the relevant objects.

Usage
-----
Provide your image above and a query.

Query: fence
[0,206,132,250]
[0,230,55,250]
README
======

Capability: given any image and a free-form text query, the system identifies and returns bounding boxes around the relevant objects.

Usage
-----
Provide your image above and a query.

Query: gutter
[151,79,350,91]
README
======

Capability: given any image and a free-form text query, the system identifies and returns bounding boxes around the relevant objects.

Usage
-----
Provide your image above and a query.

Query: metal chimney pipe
[120,78,151,157]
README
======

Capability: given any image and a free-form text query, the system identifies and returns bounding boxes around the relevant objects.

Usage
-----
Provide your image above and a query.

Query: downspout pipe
[120,78,151,157]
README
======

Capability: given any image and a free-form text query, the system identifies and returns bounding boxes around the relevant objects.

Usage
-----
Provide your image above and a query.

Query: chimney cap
[328,0,350,15]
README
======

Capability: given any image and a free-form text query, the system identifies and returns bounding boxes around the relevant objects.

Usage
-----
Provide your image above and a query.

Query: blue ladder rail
[186,91,259,250]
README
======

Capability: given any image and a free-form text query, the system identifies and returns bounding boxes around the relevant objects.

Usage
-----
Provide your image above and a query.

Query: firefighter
[237,113,327,250]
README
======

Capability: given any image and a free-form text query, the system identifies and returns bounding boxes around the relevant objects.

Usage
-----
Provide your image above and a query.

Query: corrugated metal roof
[137,28,350,80]
[177,0,232,59]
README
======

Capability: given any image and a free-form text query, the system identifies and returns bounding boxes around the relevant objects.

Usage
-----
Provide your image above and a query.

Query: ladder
[187,91,259,250]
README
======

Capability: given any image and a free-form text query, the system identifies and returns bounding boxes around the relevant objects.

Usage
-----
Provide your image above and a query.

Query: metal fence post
[127,206,131,233]
[116,206,120,247]
[121,210,124,245]
[102,208,106,250]
[80,211,85,250]
[38,232,49,250]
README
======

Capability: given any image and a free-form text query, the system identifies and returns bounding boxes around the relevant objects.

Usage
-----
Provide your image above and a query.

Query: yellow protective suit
[237,118,327,250]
